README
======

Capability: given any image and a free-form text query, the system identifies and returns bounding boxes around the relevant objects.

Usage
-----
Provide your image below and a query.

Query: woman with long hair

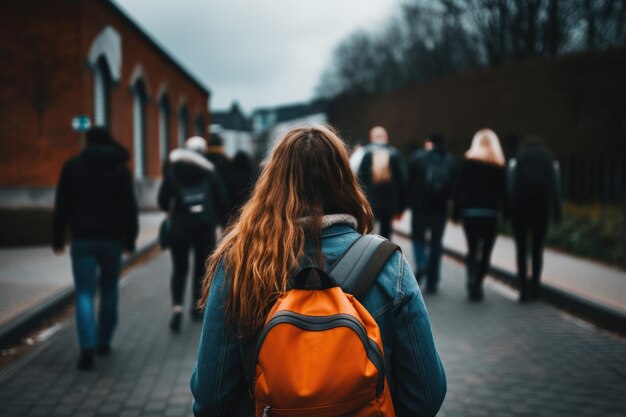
[453,129,507,301]
[190,125,446,416]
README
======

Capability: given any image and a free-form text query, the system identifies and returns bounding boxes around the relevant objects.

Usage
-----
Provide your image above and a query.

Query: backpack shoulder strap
[329,234,401,301]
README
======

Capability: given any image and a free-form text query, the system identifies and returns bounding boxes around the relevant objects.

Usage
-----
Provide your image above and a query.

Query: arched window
[132,80,148,178]
[178,105,188,147]
[158,94,171,162]
[93,57,111,127]
[88,26,121,128]
[194,114,205,136]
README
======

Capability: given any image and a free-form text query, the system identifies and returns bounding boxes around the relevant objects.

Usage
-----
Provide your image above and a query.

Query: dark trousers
[412,211,446,291]
[376,212,393,240]
[170,230,216,310]
[462,217,497,286]
[512,216,548,298]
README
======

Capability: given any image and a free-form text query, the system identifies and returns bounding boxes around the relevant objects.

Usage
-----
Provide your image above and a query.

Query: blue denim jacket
[191,224,447,416]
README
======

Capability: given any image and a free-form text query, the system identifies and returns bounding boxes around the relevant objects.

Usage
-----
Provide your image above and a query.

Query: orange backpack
[250,235,400,417]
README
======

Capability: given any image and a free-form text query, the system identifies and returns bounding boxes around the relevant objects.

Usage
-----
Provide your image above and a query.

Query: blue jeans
[411,211,446,290]
[70,239,122,349]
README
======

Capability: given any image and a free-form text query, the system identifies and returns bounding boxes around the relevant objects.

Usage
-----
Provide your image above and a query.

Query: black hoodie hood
[80,141,129,172]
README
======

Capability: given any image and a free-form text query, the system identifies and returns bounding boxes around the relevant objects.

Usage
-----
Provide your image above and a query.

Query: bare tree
[316,0,626,99]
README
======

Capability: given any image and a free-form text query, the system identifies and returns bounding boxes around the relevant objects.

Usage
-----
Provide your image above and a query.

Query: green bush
[501,203,626,269]
[0,209,55,247]
[546,203,626,269]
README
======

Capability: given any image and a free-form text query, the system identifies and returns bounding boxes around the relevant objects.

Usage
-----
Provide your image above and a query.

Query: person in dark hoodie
[224,150,256,226]
[158,136,229,332]
[407,133,456,293]
[508,138,562,302]
[52,127,138,371]
[453,129,507,301]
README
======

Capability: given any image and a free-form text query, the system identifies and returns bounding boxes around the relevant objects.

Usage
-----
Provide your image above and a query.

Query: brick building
[0,0,211,208]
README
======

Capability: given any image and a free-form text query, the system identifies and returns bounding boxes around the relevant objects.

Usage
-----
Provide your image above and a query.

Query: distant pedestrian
[407,133,456,293]
[453,129,507,301]
[508,138,562,302]
[158,137,229,332]
[358,126,407,239]
[224,150,256,226]
[206,132,244,228]
[348,140,366,173]
[52,127,138,371]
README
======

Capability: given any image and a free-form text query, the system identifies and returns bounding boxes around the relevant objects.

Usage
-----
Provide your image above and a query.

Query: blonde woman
[190,125,446,416]
[453,129,507,301]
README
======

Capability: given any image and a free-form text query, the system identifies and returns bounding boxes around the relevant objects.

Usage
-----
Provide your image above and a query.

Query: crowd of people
[352,125,562,302]
[51,123,562,416]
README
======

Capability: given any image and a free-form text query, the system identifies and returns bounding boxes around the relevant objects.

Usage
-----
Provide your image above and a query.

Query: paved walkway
[0,212,164,331]
[1,234,625,416]
[394,211,626,317]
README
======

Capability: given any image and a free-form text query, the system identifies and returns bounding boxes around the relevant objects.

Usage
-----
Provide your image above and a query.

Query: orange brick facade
[0,0,210,192]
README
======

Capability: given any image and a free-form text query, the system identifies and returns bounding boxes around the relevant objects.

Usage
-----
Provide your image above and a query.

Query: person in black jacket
[508,138,562,302]
[224,150,256,226]
[206,132,234,228]
[158,137,229,332]
[52,127,138,370]
[357,126,407,239]
[407,133,456,293]
[453,129,507,301]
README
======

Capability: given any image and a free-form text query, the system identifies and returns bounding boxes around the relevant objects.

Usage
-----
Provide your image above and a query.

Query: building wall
[0,0,83,189]
[0,0,211,209]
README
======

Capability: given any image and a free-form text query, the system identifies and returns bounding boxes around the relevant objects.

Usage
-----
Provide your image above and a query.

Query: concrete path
[1,235,625,416]
[394,211,626,317]
[0,212,164,331]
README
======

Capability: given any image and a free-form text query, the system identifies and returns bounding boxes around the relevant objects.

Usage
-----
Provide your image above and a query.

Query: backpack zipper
[255,311,386,396]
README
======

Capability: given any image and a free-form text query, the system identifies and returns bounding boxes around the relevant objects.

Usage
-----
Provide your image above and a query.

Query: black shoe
[424,286,438,294]
[467,276,483,301]
[96,345,111,357]
[529,283,540,300]
[519,291,529,304]
[169,312,182,333]
[77,348,95,371]
[191,310,204,322]
[414,269,423,284]
[469,285,484,301]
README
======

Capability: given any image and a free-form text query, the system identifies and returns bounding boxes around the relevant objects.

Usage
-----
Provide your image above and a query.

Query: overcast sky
[114,0,398,113]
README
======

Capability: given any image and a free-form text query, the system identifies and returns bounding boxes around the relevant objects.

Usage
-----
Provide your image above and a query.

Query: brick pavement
[1,236,625,416]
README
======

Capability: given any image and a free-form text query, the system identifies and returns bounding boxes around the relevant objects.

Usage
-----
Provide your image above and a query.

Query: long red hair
[199,125,374,333]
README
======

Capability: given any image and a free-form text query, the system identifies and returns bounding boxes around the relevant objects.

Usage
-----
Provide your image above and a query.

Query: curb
[0,239,159,349]
[394,228,626,336]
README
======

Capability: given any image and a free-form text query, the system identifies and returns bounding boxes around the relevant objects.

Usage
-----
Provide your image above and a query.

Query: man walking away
[408,133,456,293]
[358,126,407,239]
[508,138,562,302]
[52,127,138,371]
[158,137,229,332]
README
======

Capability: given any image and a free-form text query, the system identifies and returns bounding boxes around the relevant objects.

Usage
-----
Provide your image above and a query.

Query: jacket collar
[297,214,359,238]
[169,148,215,172]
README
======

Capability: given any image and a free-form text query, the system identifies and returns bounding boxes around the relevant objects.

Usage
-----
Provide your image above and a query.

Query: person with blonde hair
[453,128,507,301]
[190,125,446,416]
